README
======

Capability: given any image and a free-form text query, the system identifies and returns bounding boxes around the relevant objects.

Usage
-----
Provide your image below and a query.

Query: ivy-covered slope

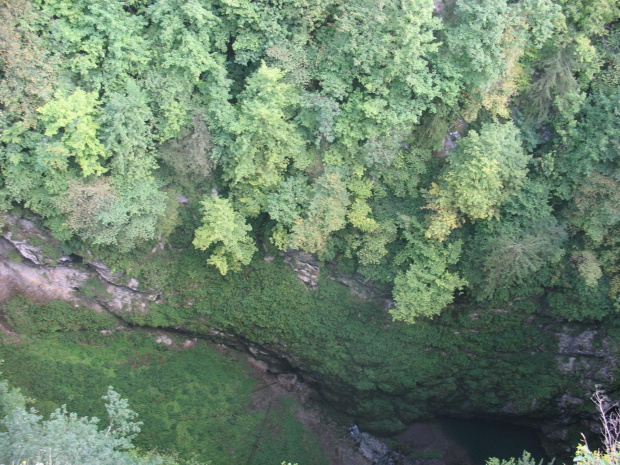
[99,239,620,446]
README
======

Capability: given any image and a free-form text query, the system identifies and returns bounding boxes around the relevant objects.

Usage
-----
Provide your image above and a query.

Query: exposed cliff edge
[0,215,158,315]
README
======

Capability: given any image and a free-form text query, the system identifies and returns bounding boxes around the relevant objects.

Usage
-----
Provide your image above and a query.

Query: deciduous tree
[193,195,257,275]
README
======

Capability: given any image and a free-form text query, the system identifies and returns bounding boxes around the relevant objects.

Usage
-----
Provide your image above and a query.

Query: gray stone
[283,250,320,289]
[0,219,158,316]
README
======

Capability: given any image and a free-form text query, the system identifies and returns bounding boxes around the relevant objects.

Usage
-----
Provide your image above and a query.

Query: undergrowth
[0,327,328,465]
[99,243,585,433]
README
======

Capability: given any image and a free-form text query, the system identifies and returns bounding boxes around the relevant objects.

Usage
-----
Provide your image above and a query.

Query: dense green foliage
[2,295,117,334]
[1,0,618,323]
[1,0,620,460]
[89,246,594,436]
[0,302,328,465]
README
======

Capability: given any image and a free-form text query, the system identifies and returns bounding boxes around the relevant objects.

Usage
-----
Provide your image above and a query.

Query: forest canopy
[1,0,619,323]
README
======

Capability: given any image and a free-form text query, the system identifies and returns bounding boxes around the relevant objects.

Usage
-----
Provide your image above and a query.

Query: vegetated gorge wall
[0,213,618,459]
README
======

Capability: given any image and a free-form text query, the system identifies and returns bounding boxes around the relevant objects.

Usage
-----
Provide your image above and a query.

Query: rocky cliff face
[283,249,395,309]
[0,215,158,315]
[539,323,620,455]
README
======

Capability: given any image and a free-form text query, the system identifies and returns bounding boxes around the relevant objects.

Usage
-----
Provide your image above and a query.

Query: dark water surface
[438,417,550,465]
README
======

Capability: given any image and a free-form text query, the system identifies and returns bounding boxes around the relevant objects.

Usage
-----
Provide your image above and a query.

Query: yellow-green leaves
[572,250,603,288]
[193,196,257,275]
[289,170,350,255]
[0,0,57,128]
[391,239,466,323]
[425,122,529,240]
[443,135,503,221]
[58,177,167,251]
[37,89,108,177]
[348,199,378,233]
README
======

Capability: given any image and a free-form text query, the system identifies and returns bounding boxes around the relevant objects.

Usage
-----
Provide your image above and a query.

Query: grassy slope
[0,315,328,465]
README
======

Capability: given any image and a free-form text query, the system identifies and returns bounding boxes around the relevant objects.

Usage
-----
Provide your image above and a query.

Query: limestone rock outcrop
[0,215,157,315]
